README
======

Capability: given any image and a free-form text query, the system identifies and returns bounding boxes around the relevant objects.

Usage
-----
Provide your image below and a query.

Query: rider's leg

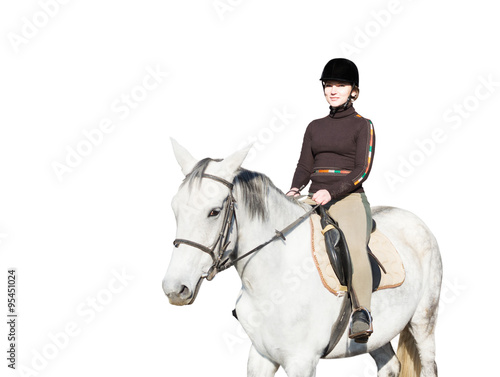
[327,193,373,338]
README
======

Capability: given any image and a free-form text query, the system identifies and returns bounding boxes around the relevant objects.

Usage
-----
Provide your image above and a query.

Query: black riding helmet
[320,58,359,117]
[320,58,359,87]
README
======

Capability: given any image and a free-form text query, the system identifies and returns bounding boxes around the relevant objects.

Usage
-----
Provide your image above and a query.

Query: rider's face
[324,80,353,108]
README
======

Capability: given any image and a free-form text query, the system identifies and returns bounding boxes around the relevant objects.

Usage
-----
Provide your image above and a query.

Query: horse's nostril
[179,285,190,298]
[163,280,194,305]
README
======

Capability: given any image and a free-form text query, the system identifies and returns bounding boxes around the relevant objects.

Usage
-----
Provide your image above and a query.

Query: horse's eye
[209,209,220,217]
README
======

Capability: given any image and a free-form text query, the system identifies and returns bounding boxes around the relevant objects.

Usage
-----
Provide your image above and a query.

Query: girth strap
[321,293,351,358]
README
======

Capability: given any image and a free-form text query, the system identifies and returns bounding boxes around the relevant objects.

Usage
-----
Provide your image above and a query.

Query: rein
[173,173,319,281]
[219,202,319,271]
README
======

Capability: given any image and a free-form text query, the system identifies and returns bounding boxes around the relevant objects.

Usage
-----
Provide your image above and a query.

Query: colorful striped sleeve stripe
[315,169,351,175]
[353,120,374,186]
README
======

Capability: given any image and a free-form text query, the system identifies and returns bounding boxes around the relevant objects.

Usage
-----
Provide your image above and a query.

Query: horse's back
[372,206,441,260]
[371,205,442,312]
[371,205,442,286]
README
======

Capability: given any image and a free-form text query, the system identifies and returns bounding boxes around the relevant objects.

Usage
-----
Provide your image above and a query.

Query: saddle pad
[310,214,405,296]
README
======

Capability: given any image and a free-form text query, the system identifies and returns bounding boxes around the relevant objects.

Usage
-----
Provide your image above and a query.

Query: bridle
[173,173,237,281]
[173,173,319,284]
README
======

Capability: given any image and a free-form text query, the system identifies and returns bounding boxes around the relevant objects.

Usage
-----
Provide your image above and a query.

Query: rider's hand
[311,189,331,205]
[286,187,300,197]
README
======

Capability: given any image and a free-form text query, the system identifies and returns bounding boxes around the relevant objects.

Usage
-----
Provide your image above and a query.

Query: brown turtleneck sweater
[291,105,375,199]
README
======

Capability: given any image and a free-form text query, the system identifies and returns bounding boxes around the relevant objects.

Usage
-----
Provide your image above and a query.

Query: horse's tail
[396,324,421,377]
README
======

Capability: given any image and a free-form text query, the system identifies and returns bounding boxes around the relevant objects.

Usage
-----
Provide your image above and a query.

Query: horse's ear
[171,138,198,176]
[219,144,253,177]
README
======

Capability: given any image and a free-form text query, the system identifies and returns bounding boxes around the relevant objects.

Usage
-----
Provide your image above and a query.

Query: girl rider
[287,58,375,343]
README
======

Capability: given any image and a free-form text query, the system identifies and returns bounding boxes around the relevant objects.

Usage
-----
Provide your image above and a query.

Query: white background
[1,0,499,376]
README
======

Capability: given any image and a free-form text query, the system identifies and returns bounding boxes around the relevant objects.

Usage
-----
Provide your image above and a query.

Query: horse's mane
[182,158,299,221]
[233,168,286,221]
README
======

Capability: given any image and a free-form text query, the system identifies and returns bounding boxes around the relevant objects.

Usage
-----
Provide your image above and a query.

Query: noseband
[173,173,236,281]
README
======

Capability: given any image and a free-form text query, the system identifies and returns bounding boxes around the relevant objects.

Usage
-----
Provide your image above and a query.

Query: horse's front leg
[281,357,318,377]
[247,345,279,377]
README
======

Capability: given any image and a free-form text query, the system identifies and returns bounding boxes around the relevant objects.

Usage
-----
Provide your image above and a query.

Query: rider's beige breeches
[305,192,373,311]
[327,193,372,312]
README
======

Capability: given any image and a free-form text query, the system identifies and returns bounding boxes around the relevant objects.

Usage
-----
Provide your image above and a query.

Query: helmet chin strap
[329,87,354,118]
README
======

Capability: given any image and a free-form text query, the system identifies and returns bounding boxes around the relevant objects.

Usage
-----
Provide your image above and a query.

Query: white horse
[163,140,443,377]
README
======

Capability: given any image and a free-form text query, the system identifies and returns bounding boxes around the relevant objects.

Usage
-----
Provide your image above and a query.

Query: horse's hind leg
[408,307,439,377]
[247,345,279,377]
[370,342,401,377]
[399,287,440,377]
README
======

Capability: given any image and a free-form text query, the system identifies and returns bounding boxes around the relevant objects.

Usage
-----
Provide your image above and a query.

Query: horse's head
[162,139,250,305]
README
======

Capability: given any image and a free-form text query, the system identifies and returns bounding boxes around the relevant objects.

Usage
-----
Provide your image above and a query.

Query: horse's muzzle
[162,277,204,306]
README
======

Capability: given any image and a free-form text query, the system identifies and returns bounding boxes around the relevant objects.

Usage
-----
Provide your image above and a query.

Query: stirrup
[348,307,373,343]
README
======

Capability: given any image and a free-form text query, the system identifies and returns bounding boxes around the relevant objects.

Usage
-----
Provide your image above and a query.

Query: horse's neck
[233,196,311,292]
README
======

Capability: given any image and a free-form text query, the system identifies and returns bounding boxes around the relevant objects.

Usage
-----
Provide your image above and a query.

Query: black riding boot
[349,307,373,343]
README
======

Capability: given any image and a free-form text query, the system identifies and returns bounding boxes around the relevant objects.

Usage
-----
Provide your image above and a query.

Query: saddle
[311,206,405,297]
[318,205,381,292]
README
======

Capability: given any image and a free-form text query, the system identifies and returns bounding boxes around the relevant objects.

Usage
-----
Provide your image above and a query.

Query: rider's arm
[329,119,375,199]
[290,124,314,193]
